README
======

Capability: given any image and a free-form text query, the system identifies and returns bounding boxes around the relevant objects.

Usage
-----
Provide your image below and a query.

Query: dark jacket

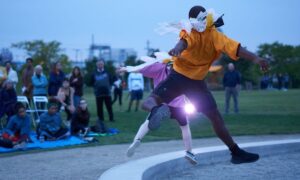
[71,108,90,134]
[48,71,65,96]
[70,75,84,96]
[223,70,241,88]
[90,70,112,97]
[0,88,17,118]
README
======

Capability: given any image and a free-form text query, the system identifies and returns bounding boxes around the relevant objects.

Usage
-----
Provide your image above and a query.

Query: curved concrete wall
[99,139,300,180]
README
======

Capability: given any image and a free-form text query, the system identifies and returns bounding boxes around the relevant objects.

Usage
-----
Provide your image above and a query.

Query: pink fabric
[139,63,185,108]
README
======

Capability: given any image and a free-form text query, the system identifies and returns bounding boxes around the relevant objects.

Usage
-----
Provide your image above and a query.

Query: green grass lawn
[83,88,300,145]
[1,88,300,157]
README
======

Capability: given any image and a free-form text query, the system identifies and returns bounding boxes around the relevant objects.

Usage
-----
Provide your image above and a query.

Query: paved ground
[166,150,300,180]
[0,134,299,180]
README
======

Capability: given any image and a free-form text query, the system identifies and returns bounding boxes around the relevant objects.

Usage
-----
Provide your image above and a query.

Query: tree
[12,40,71,75]
[257,42,300,88]
[220,55,261,86]
[0,48,13,64]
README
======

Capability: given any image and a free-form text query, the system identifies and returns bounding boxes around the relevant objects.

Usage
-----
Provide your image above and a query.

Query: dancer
[141,6,268,164]
[121,55,197,165]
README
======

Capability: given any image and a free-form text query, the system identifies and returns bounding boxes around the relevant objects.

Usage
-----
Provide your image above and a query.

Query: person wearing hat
[71,99,90,136]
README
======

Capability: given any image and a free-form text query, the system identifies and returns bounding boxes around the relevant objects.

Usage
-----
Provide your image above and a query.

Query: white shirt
[128,72,144,91]
[7,68,18,88]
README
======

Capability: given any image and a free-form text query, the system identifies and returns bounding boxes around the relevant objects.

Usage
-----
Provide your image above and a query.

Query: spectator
[56,78,75,122]
[21,58,34,103]
[90,60,114,122]
[0,80,17,123]
[37,99,69,141]
[223,63,241,114]
[272,74,278,89]
[4,61,18,88]
[0,64,7,87]
[71,99,90,136]
[277,73,283,90]
[112,70,124,110]
[127,72,144,112]
[48,62,65,97]
[283,73,289,91]
[0,103,31,148]
[70,66,84,108]
[32,65,48,116]
[267,74,273,90]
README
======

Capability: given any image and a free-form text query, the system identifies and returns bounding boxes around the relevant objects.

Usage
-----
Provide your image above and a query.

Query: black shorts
[131,89,143,100]
[153,69,217,115]
[169,106,187,126]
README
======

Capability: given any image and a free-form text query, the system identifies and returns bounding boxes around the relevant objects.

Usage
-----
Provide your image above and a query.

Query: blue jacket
[32,74,48,95]
[48,71,65,96]
[90,70,112,97]
[39,112,62,134]
[223,70,241,88]
[4,114,31,137]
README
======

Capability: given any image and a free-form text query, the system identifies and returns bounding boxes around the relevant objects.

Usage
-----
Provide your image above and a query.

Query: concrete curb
[99,139,300,180]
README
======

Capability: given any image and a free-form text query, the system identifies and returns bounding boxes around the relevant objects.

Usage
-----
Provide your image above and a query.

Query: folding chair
[32,96,48,124]
[17,96,36,127]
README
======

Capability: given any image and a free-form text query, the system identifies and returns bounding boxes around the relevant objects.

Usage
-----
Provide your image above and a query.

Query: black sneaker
[148,104,171,130]
[231,149,259,164]
[185,151,198,165]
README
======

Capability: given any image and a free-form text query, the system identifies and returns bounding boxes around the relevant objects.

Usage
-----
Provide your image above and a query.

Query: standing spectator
[21,58,34,103]
[90,60,114,122]
[283,73,289,91]
[56,78,75,122]
[223,63,241,114]
[112,70,124,110]
[37,99,69,141]
[277,73,283,90]
[32,65,48,116]
[0,65,7,87]
[71,99,90,136]
[70,66,84,108]
[4,61,18,88]
[0,103,31,148]
[272,74,278,89]
[127,72,144,112]
[48,62,65,97]
[268,74,273,90]
[0,80,17,123]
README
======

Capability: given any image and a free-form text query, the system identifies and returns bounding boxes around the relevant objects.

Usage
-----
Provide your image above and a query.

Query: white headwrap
[155,8,221,35]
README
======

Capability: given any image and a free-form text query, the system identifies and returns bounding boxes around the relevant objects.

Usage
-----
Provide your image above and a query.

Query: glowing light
[184,103,196,114]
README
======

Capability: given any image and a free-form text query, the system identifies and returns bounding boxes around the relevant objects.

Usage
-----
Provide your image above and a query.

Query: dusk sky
[1,0,300,61]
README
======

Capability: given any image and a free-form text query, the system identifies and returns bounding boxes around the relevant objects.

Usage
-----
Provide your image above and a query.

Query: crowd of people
[260,73,289,91]
[0,59,105,147]
[0,57,150,148]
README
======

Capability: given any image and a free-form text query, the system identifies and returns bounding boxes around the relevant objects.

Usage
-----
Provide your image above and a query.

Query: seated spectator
[71,99,90,136]
[37,99,69,141]
[0,103,31,148]
[0,80,17,123]
[56,78,75,122]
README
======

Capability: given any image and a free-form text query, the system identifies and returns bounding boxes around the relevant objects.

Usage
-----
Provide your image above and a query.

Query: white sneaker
[126,139,141,157]
[185,151,198,165]
[13,141,27,149]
